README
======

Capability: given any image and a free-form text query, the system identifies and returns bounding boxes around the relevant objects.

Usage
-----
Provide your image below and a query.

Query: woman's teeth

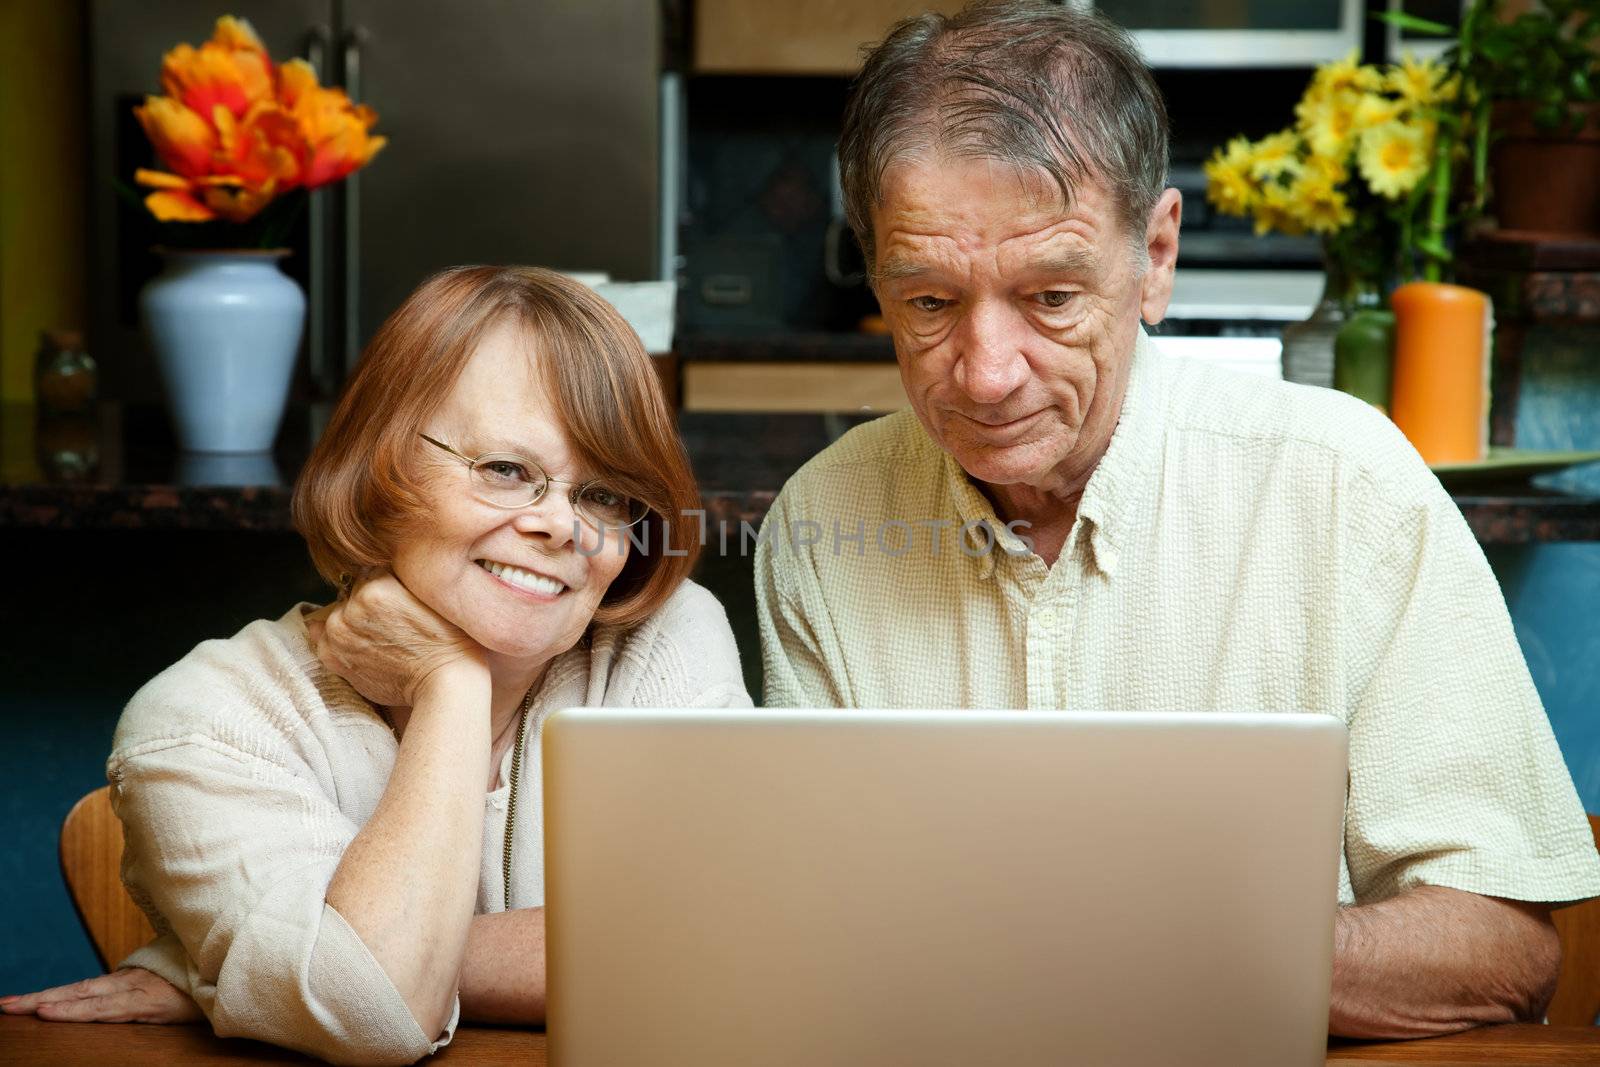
[479,560,565,596]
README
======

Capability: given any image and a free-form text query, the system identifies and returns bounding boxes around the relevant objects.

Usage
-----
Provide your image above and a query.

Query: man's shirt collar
[938,327,1166,580]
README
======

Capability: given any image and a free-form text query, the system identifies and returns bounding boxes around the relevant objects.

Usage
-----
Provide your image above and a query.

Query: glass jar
[1280,248,1382,389]
[35,329,98,415]
[35,414,100,483]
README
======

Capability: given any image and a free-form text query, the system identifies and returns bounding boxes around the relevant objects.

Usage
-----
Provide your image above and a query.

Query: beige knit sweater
[111,579,750,1065]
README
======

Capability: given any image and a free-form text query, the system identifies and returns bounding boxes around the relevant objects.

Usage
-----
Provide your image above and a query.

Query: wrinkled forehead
[878,150,1081,223]
[870,154,1120,277]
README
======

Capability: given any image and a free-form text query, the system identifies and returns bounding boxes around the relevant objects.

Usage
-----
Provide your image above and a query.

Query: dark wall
[1,530,328,991]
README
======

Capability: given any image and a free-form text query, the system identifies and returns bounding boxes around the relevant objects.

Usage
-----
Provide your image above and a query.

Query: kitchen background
[2,0,1597,994]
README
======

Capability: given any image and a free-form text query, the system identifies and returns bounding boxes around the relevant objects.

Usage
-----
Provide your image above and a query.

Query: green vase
[1333,309,1396,413]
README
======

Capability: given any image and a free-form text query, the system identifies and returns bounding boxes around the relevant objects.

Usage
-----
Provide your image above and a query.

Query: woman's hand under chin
[312,570,490,709]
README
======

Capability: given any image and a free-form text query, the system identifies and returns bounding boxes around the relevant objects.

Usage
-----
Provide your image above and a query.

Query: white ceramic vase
[140,249,305,454]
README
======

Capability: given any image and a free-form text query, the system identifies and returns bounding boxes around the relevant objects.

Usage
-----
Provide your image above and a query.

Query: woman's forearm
[459,908,547,1024]
[326,665,492,1038]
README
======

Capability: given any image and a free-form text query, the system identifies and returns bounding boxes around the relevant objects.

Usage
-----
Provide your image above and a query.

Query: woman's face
[390,318,632,668]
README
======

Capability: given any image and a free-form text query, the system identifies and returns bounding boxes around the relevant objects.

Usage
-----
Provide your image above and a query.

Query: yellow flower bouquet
[1205,51,1465,289]
[131,16,384,237]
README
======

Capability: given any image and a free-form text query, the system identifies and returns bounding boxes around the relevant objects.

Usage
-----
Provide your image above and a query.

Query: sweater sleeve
[666,580,754,709]
[110,733,458,1066]
[598,580,754,709]
[118,931,196,994]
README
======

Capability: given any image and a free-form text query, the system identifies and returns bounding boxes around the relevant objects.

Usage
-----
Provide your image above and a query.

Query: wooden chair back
[59,785,155,971]
[1548,813,1600,1026]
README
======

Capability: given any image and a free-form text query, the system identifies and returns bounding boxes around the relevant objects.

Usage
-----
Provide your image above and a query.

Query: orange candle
[1388,282,1492,465]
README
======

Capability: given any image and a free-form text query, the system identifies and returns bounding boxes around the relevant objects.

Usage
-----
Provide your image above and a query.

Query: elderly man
[754,0,1600,1040]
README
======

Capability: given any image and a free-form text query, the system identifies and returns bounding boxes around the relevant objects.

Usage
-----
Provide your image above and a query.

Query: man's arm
[1329,884,1561,1038]
[1330,427,1597,1036]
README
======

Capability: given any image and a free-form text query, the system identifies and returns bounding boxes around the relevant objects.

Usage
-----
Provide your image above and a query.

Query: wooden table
[1327,1025,1600,1064]
[3,1016,1599,1065]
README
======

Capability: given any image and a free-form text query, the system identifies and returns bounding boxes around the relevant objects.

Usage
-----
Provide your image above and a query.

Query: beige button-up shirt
[755,330,1600,907]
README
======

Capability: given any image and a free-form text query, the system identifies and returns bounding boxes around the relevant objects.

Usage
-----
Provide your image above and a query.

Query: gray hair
[839,0,1169,273]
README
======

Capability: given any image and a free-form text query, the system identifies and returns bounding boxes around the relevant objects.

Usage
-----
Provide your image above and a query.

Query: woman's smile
[475,558,568,601]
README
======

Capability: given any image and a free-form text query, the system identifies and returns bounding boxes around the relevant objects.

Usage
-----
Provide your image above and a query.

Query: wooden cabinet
[693,0,967,75]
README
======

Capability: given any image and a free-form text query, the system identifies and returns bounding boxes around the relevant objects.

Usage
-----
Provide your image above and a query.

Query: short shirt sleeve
[1341,477,1600,904]
[755,490,850,709]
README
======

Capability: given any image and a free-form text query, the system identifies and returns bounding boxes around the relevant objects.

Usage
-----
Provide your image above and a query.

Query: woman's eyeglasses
[419,434,649,529]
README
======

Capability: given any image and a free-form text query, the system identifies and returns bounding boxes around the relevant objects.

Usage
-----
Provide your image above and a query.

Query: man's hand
[0,969,202,1024]
[313,570,489,708]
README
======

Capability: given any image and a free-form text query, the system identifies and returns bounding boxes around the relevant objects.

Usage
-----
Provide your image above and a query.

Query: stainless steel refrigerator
[88,0,664,405]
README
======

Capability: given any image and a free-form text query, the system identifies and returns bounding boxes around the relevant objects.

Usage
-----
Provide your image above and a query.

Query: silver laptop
[542,708,1347,1067]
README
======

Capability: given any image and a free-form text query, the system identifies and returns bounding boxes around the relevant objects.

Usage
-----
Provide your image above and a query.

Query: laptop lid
[543,708,1347,1067]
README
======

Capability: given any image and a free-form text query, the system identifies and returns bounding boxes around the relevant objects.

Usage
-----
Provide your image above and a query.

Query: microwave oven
[1086,0,1365,68]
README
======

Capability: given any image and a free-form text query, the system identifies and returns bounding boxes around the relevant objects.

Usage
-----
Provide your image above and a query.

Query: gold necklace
[502,687,534,911]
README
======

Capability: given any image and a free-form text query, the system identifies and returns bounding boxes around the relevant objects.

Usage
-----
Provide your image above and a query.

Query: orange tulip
[160,16,273,122]
[132,16,383,224]
[133,95,216,179]
[214,103,301,189]
[134,168,213,222]
[134,100,297,223]
[210,14,267,54]
[193,175,281,224]
[276,59,386,189]
[135,166,278,225]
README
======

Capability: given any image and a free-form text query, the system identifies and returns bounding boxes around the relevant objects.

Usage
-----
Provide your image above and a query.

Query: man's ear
[1139,187,1182,326]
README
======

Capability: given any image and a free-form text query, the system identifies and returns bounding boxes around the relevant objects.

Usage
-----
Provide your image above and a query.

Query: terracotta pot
[1489,101,1600,237]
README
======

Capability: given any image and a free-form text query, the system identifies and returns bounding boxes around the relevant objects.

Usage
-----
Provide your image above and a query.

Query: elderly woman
[1,266,750,1062]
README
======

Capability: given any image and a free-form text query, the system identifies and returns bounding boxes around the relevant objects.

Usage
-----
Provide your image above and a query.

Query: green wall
[0,0,88,405]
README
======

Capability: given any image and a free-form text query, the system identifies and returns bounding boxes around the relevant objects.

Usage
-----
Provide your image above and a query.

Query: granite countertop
[0,405,874,532]
[3,404,1598,544]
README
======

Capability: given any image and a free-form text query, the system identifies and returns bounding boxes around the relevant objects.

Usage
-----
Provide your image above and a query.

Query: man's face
[872,156,1177,497]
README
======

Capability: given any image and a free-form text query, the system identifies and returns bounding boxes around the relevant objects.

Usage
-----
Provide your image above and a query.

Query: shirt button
[1037,608,1058,628]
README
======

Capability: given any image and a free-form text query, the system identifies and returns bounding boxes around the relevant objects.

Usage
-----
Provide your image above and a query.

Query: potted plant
[1470,0,1600,235]
[132,16,384,453]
